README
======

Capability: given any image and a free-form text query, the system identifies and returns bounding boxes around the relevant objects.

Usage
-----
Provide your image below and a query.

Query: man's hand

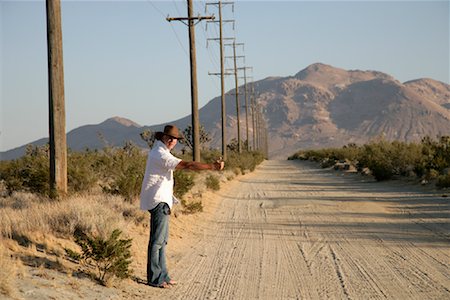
[213,159,225,171]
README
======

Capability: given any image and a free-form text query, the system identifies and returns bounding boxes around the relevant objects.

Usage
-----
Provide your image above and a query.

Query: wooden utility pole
[262,122,268,158]
[206,1,234,161]
[225,41,244,153]
[238,66,252,151]
[46,0,67,198]
[167,0,214,162]
[231,41,241,153]
[251,81,256,151]
[243,68,248,151]
[255,102,261,151]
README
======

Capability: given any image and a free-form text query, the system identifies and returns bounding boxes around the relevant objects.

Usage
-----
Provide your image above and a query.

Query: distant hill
[200,63,450,158]
[1,63,449,160]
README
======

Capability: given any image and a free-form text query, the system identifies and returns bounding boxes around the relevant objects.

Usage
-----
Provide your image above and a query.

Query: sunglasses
[166,135,178,142]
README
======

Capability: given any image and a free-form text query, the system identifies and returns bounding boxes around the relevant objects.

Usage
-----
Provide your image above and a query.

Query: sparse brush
[100,142,146,202]
[67,228,133,286]
[0,143,146,199]
[0,145,50,196]
[174,170,196,199]
[436,174,450,188]
[290,136,450,185]
[67,151,98,193]
[182,200,203,214]
[225,150,264,174]
[205,175,220,191]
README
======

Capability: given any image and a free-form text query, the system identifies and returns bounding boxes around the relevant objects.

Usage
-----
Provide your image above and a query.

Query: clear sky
[1,0,449,152]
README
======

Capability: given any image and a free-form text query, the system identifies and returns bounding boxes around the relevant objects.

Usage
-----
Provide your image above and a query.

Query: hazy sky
[1,0,449,151]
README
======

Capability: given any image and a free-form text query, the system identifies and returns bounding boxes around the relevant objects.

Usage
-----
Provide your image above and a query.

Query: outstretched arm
[176,160,224,171]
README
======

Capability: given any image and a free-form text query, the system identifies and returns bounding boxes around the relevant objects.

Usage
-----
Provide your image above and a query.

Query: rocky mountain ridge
[1,63,449,160]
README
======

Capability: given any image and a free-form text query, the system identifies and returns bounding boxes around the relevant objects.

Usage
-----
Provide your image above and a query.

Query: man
[140,124,224,288]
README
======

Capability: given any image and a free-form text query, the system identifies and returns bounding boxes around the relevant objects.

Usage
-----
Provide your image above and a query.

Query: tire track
[147,160,449,299]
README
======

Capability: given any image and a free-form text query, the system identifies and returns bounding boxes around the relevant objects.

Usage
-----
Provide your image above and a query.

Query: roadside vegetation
[0,133,264,293]
[288,136,450,188]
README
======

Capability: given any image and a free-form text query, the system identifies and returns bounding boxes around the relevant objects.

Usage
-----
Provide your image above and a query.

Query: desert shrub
[436,174,450,188]
[354,140,423,181]
[289,148,334,162]
[0,160,25,195]
[289,137,449,185]
[205,175,220,191]
[0,145,50,196]
[174,170,196,199]
[181,199,203,214]
[226,138,240,153]
[179,125,212,152]
[139,129,156,149]
[67,228,132,285]
[67,150,97,193]
[388,141,423,176]
[200,149,222,163]
[419,136,450,175]
[100,142,146,202]
[65,247,81,261]
[357,140,396,181]
[320,158,336,168]
[289,144,361,165]
[226,150,264,174]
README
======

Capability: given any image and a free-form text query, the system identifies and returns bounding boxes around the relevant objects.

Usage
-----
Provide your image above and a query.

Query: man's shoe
[149,282,170,289]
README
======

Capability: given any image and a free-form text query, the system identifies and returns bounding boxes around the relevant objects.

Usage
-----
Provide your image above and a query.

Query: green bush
[289,136,450,186]
[420,136,450,175]
[200,149,222,164]
[0,145,50,196]
[67,150,97,193]
[320,158,336,168]
[357,140,396,181]
[0,144,143,197]
[68,228,132,285]
[174,170,196,199]
[0,140,265,200]
[100,142,146,202]
[181,199,203,214]
[436,174,450,188]
[226,150,264,174]
[205,175,220,191]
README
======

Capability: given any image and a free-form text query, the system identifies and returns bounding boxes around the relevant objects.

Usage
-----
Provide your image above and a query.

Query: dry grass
[0,238,17,297]
[0,192,147,246]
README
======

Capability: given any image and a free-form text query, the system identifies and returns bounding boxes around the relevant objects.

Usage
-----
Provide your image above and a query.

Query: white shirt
[140,140,182,211]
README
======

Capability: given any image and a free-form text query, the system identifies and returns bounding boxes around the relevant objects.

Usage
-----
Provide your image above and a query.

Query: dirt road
[144,159,449,300]
[10,160,449,299]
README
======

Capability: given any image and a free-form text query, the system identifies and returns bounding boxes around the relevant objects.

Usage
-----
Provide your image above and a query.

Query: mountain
[1,117,146,160]
[1,63,449,160]
[200,63,450,158]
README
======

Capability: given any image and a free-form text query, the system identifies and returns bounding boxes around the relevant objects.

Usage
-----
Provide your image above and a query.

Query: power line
[145,0,189,57]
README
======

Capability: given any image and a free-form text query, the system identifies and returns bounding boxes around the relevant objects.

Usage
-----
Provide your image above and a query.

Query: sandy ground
[4,160,450,299]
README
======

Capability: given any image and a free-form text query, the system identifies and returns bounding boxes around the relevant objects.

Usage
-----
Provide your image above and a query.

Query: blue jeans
[147,202,171,285]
